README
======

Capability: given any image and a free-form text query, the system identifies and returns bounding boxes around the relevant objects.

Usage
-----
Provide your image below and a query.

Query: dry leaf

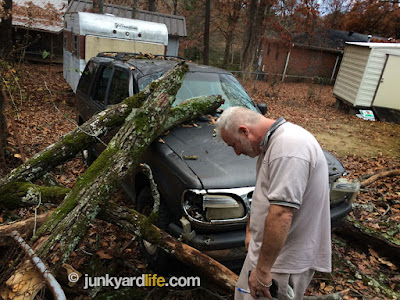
[96,250,113,260]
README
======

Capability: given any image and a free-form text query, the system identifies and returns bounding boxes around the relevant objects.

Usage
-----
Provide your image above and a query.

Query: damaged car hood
[162,120,346,190]
[162,121,257,190]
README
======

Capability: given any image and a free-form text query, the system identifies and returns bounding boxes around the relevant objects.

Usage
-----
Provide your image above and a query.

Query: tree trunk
[31,63,223,269]
[100,202,238,293]
[148,0,156,12]
[0,182,69,209]
[203,0,211,65]
[333,238,400,300]
[0,86,7,165]
[222,1,243,69]
[0,0,13,58]
[240,0,271,79]
[131,0,139,18]
[335,216,400,266]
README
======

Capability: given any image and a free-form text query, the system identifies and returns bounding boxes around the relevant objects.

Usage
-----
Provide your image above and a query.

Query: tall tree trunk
[93,0,104,14]
[0,0,13,58]
[131,0,138,18]
[203,0,211,65]
[222,1,243,69]
[148,0,156,11]
[240,0,272,79]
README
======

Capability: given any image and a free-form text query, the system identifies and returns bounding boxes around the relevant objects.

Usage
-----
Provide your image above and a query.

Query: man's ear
[238,125,248,137]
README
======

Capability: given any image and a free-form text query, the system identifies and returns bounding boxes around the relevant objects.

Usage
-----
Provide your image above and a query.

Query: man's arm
[248,204,293,299]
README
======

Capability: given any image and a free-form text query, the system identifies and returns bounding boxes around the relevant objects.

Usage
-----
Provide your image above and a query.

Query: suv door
[107,67,132,106]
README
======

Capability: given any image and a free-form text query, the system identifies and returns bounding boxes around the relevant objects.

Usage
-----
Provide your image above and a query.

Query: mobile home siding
[356,47,400,107]
[333,45,370,105]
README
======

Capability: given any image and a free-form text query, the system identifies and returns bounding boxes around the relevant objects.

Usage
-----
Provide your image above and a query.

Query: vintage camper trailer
[63,12,168,92]
[333,42,400,120]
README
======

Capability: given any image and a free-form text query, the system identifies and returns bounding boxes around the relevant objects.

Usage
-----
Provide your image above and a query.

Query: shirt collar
[260,117,286,148]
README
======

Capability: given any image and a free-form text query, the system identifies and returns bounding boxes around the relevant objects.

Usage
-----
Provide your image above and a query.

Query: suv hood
[162,120,257,190]
[162,120,346,190]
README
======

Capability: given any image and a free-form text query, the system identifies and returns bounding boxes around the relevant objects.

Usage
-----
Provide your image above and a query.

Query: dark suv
[75,53,359,269]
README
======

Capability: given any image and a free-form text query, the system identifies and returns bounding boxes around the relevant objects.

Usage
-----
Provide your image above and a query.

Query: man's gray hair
[215,106,263,138]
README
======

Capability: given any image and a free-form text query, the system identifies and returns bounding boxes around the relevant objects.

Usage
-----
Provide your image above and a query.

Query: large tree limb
[332,238,400,300]
[32,63,223,268]
[0,182,69,209]
[335,216,400,265]
[99,202,238,293]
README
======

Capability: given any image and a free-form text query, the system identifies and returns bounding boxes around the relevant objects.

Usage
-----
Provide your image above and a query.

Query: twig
[140,163,160,213]
[360,169,400,188]
[33,189,42,237]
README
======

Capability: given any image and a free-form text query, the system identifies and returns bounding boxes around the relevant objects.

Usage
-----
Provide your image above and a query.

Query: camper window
[73,34,78,56]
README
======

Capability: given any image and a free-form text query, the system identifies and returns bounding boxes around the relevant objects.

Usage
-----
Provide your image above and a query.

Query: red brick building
[261,30,376,83]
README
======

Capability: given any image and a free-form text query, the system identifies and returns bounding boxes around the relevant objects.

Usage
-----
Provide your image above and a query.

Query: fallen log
[32,63,223,269]
[0,211,53,246]
[335,216,400,266]
[0,182,69,209]
[360,169,400,188]
[332,238,400,300]
[99,201,238,293]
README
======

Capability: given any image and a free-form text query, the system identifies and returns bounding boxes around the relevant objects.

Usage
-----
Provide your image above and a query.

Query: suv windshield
[138,71,258,111]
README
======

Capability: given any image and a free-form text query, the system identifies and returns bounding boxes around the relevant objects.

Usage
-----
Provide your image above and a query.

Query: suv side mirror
[257,103,268,115]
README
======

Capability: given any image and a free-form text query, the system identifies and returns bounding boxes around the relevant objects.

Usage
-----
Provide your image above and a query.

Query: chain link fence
[0,232,65,300]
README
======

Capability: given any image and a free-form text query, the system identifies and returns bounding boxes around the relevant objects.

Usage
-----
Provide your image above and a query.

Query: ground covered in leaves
[1,63,399,299]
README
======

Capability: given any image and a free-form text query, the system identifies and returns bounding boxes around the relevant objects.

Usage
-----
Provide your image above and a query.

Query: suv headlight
[183,188,252,224]
[330,178,360,206]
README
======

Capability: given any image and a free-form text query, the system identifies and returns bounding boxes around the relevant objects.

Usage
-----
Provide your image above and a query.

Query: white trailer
[333,42,400,111]
[63,11,168,92]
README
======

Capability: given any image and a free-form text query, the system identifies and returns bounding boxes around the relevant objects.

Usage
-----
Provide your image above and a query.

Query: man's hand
[248,268,273,299]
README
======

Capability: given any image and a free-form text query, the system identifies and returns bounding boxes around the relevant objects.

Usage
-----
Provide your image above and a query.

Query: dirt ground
[1,63,400,299]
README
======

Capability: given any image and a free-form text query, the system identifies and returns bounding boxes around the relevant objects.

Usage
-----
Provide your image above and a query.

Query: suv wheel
[136,185,174,273]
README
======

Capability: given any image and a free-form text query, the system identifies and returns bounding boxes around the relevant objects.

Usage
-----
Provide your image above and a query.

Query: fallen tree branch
[360,169,400,188]
[99,202,238,293]
[0,210,53,246]
[332,238,400,300]
[32,64,223,271]
[0,182,69,209]
[335,216,400,265]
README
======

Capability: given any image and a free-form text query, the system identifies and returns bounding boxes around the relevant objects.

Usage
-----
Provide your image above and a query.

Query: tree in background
[321,0,351,29]
[214,0,244,69]
[240,0,276,78]
[0,0,13,165]
[341,0,399,38]
[203,0,210,65]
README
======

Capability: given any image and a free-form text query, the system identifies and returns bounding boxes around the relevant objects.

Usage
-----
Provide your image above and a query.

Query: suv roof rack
[97,52,186,62]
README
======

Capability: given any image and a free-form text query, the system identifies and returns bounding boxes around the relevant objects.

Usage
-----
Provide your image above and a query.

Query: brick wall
[261,42,340,81]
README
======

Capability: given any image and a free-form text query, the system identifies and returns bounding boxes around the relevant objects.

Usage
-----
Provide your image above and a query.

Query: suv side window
[77,60,98,95]
[108,68,130,105]
[93,65,113,105]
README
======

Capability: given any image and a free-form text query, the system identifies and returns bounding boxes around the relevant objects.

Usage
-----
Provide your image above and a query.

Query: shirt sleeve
[265,156,310,209]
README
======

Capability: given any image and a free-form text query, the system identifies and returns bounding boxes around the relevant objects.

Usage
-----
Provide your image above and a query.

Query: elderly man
[216,107,331,299]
